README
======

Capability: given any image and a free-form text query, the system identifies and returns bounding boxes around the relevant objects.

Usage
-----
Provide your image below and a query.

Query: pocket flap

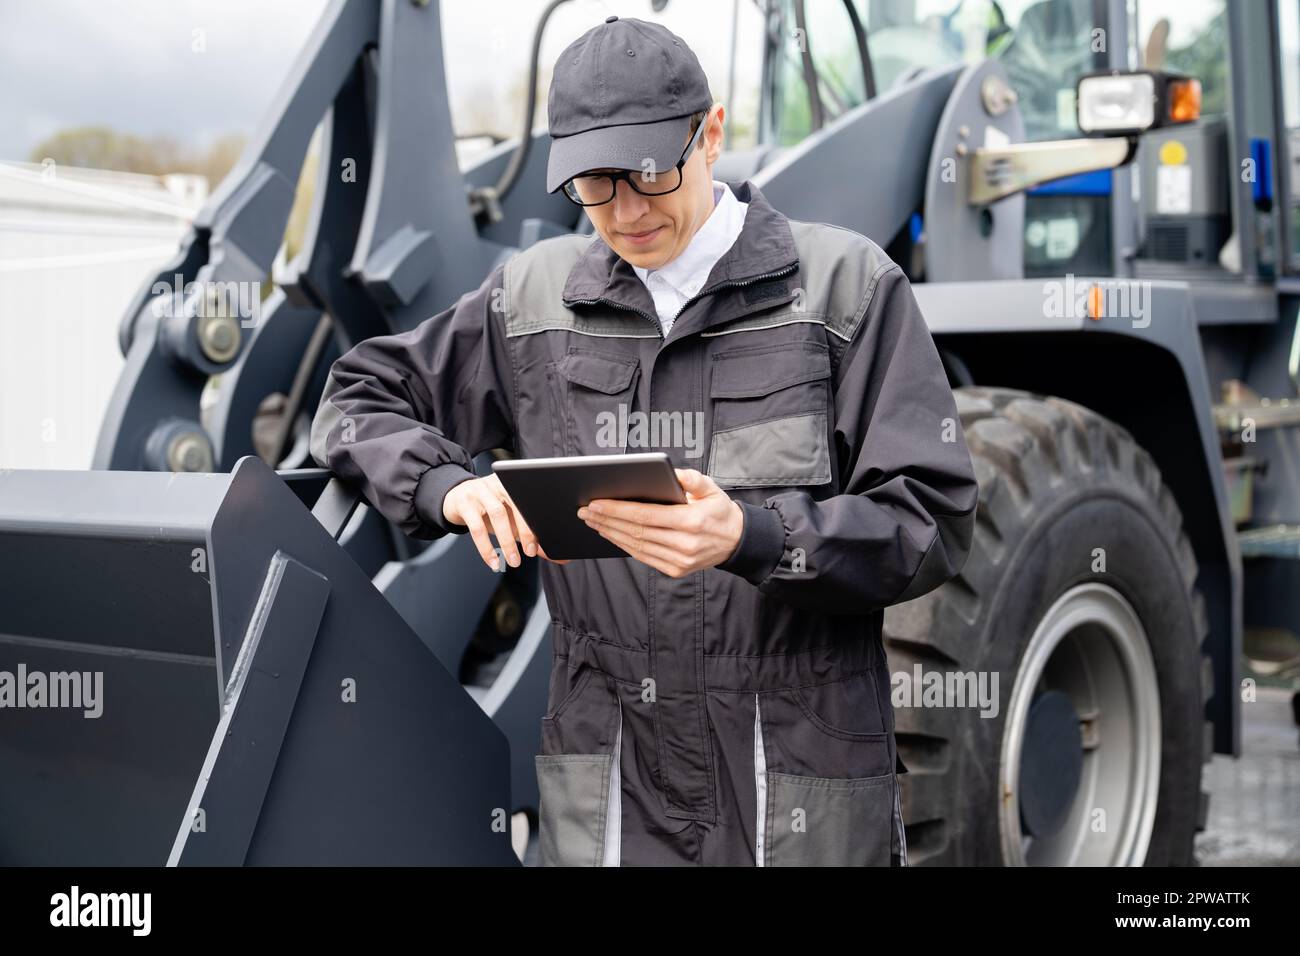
[559,351,638,394]
[710,343,831,399]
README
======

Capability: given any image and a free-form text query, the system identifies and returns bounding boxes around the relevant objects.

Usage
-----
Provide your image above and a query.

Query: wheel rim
[998,583,1161,866]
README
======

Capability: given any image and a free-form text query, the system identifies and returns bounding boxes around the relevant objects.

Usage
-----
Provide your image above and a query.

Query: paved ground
[1195,685,1300,866]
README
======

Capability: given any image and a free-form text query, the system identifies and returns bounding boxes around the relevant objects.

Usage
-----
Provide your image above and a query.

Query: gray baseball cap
[545,15,714,194]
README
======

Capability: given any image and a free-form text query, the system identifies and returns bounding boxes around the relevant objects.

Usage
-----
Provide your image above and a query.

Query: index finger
[501,491,541,558]
[486,474,542,558]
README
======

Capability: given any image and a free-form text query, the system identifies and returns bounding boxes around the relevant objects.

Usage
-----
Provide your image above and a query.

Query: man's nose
[611,178,650,223]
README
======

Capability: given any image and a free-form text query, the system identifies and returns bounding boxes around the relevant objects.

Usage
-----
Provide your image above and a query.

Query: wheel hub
[1018,689,1084,838]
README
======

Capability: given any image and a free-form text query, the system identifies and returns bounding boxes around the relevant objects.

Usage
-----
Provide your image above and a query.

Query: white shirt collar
[632,181,748,300]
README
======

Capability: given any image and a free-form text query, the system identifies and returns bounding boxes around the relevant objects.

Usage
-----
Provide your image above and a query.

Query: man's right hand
[442,473,569,571]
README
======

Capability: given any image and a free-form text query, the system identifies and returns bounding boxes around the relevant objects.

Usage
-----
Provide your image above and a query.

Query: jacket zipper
[564,260,800,339]
[675,261,799,320]
[564,297,663,338]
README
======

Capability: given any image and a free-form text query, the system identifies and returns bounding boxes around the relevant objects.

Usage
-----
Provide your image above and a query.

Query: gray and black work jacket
[310,179,979,821]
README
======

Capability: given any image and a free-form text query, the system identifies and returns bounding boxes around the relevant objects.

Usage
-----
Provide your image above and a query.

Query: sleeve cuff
[413,462,478,536]
[717,500,785,586]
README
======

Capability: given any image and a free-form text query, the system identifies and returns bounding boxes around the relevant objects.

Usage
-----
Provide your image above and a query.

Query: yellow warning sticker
[1159,140,1188,165]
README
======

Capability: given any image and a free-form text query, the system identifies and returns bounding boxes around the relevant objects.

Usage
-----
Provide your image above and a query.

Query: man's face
[581,104,725,271]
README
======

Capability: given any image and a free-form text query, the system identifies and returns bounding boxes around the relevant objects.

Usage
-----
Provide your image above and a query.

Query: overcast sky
[0,0,765,164]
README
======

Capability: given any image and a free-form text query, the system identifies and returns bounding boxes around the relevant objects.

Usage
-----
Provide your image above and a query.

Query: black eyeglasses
[561,118,706,207]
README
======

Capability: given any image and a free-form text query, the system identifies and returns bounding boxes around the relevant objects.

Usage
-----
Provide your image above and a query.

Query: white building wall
[0,162,205,468]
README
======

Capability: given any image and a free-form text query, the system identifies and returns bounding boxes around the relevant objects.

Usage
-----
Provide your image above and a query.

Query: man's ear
[704,103,725,165]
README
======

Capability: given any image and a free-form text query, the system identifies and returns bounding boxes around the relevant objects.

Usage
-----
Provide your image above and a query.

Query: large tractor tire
[886,387,1213,866]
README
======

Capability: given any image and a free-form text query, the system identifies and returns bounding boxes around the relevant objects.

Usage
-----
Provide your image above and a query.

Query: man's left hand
[578,468,743,578]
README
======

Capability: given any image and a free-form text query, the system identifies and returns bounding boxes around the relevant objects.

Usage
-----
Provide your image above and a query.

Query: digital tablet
[491,452,687,559]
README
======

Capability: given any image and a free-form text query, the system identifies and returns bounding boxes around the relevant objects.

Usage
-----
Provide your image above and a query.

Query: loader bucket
[0,456,517,865]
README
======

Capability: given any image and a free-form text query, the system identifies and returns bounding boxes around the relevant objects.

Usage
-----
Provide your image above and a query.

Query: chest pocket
[549,349,641,457]
[707,342,833,489]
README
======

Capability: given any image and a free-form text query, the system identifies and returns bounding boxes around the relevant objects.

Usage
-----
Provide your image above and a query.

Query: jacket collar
[560,179,799,315]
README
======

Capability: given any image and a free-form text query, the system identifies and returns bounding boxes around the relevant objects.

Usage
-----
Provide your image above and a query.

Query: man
[310,15,978,867]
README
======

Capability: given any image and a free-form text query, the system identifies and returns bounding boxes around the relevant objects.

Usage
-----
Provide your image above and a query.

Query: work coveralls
[310,180,979,866]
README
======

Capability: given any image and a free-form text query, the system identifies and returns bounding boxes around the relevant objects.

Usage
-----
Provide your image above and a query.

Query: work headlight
[1076,70,1201,136]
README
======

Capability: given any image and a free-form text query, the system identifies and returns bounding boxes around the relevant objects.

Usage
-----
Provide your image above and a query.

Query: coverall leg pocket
[754,673,897,867]
[534,752,616,866]
[534,663,623,866]
[764,771,894,867]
